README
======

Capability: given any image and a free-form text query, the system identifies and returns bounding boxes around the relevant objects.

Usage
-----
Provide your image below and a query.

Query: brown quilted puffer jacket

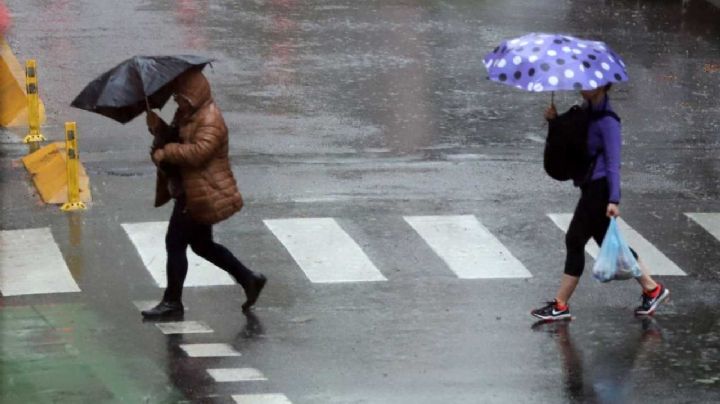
[154,70,243,225]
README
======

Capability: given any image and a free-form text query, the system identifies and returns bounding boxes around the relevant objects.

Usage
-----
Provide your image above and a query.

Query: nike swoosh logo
[552,309,565,316]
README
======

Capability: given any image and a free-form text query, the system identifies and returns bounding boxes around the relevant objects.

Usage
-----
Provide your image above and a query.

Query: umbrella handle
[550,91,555,108]
[145,97,151,112]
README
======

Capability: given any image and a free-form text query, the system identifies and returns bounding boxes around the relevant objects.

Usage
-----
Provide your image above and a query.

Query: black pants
[564,179,638,277]
[163,199,254,302]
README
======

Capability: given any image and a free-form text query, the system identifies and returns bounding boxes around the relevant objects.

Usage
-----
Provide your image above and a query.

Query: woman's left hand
[606,203,620,218]
[151,148,165,165]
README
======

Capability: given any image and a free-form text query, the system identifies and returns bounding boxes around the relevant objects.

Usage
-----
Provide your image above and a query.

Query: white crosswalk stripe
[207,368,267,382]
[404,215,532,279]
[686,213,720,242]
[121,222,235,287]
[548,214,686,276]
[264,218,387,283]
[0,228,81,296]
[232,394,293,404]
[179,343,241,357]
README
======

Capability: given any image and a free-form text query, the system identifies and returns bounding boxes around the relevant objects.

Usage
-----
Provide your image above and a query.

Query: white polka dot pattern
[483,32,628,92]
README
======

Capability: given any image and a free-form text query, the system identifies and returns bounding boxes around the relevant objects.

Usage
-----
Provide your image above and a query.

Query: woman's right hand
[544,104,557,121]
[146,110,162,133]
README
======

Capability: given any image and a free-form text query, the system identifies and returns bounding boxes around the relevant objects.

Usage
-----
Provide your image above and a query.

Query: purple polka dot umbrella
[483,33,628,93]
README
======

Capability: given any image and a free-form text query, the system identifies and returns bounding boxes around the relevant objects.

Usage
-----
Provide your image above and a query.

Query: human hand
[151,148,165,165]
[606,203,620,218]
[544,104,557,121]
[146,110,162,133]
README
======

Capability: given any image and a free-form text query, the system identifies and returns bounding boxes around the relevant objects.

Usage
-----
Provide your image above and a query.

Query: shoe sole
[635,288,670,316]
[531,312,572,321]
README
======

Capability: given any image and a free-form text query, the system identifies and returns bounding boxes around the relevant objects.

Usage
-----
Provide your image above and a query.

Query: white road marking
[207,368,267,382]
[0,228,81,296]
[686,213,720,241]
[548,214,686,276]
[404,215,532,279]
[263,218,386,283]
[121,222,235,287]
[232,394,293,404]
[155,321,213,334]
[133,300,190,312]
[179,343,241,357]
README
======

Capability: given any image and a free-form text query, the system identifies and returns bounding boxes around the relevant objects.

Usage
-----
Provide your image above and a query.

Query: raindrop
[562,46,572,53]
[582,61,591,68]
[514,71,522,80]
[573,82,583,90]
[572,49,582,54]
[532,47,541,52]
[547,50,558,57]
[540,63,550,71]
[533,83,544,91]
[601,62,610,71]
[513,56,522,65]
[529,55,539,63]
[590,80,598,88]
[528,67,536,76]
[497,59,507,68]
[499,73,507,81]
[614,73,622,81]
[548,76,559,85]
[588,54,597,60]
[557,58,565,65]
[595,71,604,79]
[564,69,575,78]
[577,43,587,48]
[553,39,562,44]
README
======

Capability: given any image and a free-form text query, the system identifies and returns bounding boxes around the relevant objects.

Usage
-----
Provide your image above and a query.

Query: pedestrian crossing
[263,218,387,283]
[0,228,81,296]
[405,215,532,279]
[2,213,718,296]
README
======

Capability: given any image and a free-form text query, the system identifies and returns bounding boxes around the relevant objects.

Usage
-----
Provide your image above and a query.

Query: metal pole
[23,60,45,152]
[60,122,86,211]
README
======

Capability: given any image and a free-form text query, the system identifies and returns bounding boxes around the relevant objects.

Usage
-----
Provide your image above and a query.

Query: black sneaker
[635,284,670,316]
[531,300,571,321]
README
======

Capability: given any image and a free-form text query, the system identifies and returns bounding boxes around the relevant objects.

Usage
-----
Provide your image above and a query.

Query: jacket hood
[175,69,212,109]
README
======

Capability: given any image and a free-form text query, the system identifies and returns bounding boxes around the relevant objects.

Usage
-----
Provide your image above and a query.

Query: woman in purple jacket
[531,84,670,321]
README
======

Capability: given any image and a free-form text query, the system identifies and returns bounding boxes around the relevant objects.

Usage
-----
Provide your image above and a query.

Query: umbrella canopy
[483,33,628,92]
[71,55,213,123]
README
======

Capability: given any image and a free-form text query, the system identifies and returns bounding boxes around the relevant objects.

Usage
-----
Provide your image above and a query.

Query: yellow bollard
[60,122,87,211]
[23,60,46,151]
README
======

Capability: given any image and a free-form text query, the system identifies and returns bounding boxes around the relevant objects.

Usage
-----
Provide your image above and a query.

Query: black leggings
[564,179,638,277]
[163,199,254,302]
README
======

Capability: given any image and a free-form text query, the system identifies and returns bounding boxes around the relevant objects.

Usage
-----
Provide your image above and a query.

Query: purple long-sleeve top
[585,96,622,203]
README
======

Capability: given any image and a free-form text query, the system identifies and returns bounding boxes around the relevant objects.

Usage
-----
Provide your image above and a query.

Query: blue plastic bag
[592,218,642,282]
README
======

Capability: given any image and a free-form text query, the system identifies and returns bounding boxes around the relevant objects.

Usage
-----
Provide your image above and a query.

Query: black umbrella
[71,55,213,123]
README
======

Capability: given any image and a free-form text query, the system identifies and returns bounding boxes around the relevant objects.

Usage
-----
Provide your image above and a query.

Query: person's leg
[189,225,255,285]
[142,200,190,318]
[532,191,593,320]
[163,201,192,303]
[189,224,267,311]
[556,196,595,307]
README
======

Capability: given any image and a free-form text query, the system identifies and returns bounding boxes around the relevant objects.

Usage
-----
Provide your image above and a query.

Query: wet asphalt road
[1,0,720,403]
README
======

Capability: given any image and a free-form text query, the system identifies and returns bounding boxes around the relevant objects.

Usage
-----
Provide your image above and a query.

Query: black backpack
[543,105,620,182]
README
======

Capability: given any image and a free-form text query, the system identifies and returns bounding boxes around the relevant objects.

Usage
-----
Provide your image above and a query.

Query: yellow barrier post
[60,122,87,211]
[23,60,45,151]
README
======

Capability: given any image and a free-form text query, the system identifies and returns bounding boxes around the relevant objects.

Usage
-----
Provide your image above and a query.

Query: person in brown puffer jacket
[141,68,266,319]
